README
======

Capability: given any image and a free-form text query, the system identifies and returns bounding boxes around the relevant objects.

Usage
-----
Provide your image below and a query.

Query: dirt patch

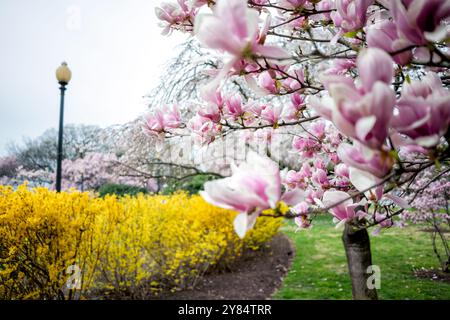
[161,233,295,300]
[414,269,450,284]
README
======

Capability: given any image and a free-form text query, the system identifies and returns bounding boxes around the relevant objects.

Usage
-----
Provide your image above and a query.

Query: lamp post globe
[55,62,71,192]
[56,62,72,85]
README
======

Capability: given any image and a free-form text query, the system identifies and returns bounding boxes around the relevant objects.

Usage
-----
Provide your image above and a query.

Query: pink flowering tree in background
[403,168,450,273]
[151,0,450,300]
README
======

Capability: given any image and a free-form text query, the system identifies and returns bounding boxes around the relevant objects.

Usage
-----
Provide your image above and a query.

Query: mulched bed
[161,233,295,300]
[414,269,450,284]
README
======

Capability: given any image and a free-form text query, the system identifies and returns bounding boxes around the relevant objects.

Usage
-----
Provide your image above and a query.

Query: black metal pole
[55,84,66,192]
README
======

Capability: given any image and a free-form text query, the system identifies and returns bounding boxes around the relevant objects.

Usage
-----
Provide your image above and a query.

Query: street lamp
[55,62,72,192]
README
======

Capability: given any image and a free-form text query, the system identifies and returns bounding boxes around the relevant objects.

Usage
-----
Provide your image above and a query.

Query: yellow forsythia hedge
[0,185,281,300]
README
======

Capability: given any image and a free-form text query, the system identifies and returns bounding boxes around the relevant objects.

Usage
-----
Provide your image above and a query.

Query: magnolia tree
[151,0,450,299]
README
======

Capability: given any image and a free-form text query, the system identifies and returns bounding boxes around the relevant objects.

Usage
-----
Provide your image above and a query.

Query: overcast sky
[0,0,186,155]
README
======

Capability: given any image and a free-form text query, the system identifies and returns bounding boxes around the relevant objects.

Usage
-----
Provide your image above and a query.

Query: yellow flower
[0,184,281,300]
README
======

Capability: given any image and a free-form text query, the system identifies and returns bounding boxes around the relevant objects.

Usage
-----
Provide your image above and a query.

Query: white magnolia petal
[233,212,248,239]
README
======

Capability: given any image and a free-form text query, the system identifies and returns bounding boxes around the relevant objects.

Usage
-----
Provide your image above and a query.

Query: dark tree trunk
[342,224,378,300]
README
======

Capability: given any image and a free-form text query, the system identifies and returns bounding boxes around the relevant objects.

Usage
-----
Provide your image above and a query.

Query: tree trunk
[342,224,378,300]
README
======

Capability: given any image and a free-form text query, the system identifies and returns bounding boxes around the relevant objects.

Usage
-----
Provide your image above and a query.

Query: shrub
[0,185,281,299]
[98,183,149,197]
[163,174,217,195]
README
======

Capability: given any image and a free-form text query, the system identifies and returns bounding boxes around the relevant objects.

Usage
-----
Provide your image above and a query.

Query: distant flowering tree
[153,0,450,299]
[0,156,18,178]
[402,169,450,273]
[0,152,157,193]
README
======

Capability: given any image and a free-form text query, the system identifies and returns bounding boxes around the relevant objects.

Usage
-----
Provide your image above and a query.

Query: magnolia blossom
[331,0,373,33]
[143,105,181,137]
[292,136,321,158]
[261,104,283,125]
[312,168,330,189]
[390,0,450,45]
[281,93,306,121]
[198,104,222,123]
[195,0,290,61]
[292,201,312,230]
[285,170,308,189]
[258,71,278,94]
[312,48,396,150]
[325,58,356,76]
[310,0,334,21]
[223,94,247,120]
[337,142,394,178]
[155,0,199,35]
[322,190,367,228]
[367,20,413,65]
[194,0,290,93]
[200,151,304,238]
[277,0,308,9]
[392,72,450,147]
[310,121,326,140]
[188,115,220,145]
[332,163,350,188]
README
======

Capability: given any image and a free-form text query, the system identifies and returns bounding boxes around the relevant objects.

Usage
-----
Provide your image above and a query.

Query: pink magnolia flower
[277,0,308,10]
[367,20,413,65]
[390,0,450,45]
[311,121,326,140]
[337,142,394,178]
[285,170,308,189]
[291,93,306,109]
[311,0,334,21]
[198,104,222,123]
[224,94,246,120]
[294,215,312,230]
[292,136,321,158]
[188,114,220,145]
[331,0,373,33]
[312,168,330,189]
[282,68,305,91]
[313,158,326,171]
[325,58,356,76]
[200,151,304,238]
[281,93,306,121]
[155,0,198,35]
[194,0,290,65]
[143,105,181,136]
[335,163,349,178]
[372,212,394,236]
[332,163,351,188]
[329,152,340,165]
[322,190,367,227]
[258,71,278,94]
[392,72,450,147]
[261,104,283,126]
[201,88,224,107]
[292,201,312,230]
[312,48,396,149]
[305,188,324,204]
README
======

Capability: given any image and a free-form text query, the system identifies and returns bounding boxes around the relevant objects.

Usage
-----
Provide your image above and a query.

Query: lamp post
[55,62,72,192]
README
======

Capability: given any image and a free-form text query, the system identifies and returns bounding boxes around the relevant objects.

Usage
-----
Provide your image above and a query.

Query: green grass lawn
[274,215,450,300]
